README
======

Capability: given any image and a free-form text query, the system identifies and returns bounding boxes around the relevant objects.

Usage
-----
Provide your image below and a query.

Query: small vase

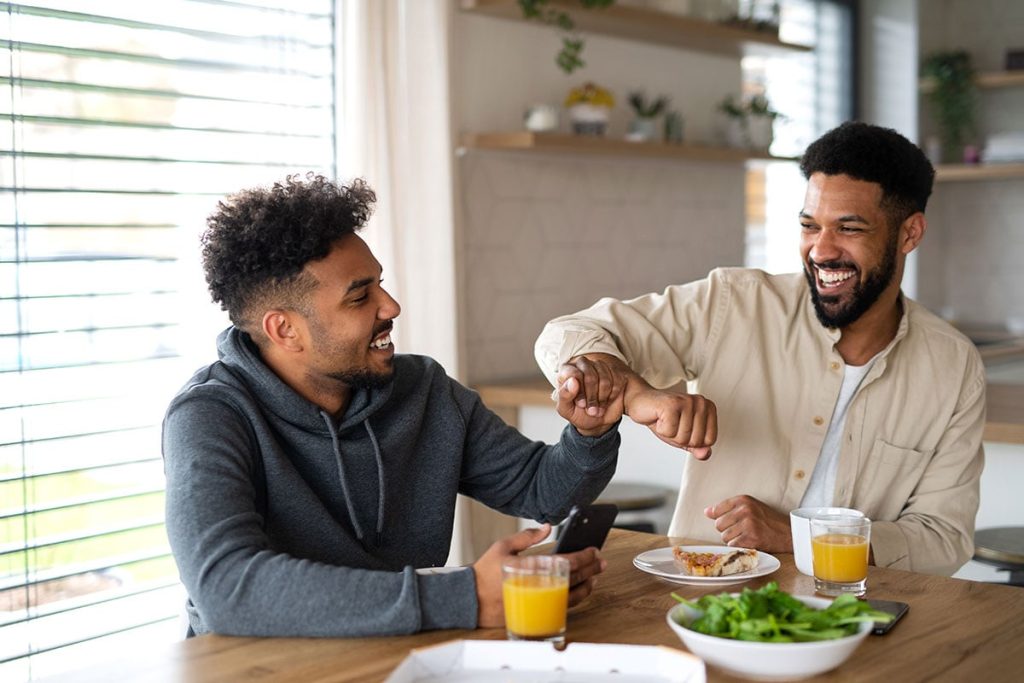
[524,104,559,132]
[664,111,684,144]
[719,116,747,148]
[568,104,611,136]
[626,117,658,142]
[747,115,774,150]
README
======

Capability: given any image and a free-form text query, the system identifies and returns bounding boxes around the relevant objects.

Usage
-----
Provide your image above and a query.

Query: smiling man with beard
[535,122,986,576]
[163,174,623,638]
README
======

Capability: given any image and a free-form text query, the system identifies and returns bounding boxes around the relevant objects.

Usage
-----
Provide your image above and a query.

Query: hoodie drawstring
[363,420,386,547]
[320,412,386,546]
[323,412,366,541]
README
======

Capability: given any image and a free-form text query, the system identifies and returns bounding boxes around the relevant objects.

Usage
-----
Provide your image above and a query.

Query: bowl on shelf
[665,594,872,681]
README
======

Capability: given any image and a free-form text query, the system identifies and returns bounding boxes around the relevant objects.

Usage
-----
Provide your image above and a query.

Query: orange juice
[502,574,569,638]
[812,533,869,582]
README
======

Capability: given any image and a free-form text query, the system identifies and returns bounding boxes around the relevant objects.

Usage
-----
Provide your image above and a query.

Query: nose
[809,228,842,264]
[378,286,401,320]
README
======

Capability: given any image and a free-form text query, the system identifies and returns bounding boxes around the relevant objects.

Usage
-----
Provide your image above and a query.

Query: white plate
[633,545,780,586]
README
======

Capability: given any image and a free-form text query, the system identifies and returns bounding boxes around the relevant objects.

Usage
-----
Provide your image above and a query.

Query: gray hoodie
[162,327,619,637]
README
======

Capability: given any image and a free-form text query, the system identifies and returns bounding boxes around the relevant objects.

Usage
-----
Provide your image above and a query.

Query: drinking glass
[810,514,871,596]
[502,555,570,645]
[790,507,864,576]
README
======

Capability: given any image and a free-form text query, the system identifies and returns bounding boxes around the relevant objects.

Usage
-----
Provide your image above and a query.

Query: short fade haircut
[800,121,935,227]
[201,173,376,335]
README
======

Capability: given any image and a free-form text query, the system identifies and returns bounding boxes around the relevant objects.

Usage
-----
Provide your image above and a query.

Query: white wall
[452,11,749,384]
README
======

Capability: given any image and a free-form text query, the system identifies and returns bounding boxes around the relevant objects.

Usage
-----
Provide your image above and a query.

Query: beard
[309,316,396,390]
[326,366,394,389]
[804,230,899,329]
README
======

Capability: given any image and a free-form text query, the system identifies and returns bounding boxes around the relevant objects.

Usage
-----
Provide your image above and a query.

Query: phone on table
[552,503,619,554]
[866,599,909,635]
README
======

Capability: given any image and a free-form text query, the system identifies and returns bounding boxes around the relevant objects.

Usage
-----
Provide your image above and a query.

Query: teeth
[817,268,855,287]
[370,334,391,350]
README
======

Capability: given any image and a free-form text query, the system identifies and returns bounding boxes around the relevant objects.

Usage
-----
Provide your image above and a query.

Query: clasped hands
[554,352,717,459]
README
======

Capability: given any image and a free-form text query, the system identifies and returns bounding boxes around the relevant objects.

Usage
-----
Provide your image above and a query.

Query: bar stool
[973,527,1024,586]
[595,482,673,534]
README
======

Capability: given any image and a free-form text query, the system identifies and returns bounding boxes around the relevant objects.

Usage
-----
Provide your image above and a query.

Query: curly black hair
[800,121,935,226]
[201,173,376,332]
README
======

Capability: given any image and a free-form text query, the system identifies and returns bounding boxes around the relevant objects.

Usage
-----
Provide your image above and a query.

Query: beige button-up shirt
[535,268,986,576]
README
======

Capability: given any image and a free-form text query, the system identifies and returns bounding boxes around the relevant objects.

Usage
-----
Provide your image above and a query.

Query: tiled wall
[459,152,745,383]
[916,0,1024,330]
[917,181,1024,328]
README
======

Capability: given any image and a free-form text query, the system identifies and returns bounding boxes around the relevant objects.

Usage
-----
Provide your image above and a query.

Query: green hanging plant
[921,50,977,161]
[519,0,616,74]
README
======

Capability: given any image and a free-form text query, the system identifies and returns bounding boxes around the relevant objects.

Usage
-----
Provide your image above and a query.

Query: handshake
[553,352,718,460]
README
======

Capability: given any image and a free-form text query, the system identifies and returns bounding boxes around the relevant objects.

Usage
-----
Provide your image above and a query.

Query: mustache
[807,258,859,271]
[372,321,394,338]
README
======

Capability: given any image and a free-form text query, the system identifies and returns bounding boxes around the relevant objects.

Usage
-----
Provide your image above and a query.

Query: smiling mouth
[370,331,392,350]
[814,265,857,290]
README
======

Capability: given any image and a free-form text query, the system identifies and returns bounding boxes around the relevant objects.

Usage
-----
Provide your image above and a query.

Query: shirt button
[795,469,806,480]
[813,416,824,426]
[830,361,841,371]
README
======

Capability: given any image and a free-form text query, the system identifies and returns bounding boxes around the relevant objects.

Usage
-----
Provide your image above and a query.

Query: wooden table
[50,529,1024,682]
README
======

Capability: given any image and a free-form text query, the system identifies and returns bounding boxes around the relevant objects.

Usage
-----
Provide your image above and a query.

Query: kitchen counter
[476,376,1024,445]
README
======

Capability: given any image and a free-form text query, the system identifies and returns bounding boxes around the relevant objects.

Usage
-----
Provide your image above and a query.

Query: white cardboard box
[385,640,705,682]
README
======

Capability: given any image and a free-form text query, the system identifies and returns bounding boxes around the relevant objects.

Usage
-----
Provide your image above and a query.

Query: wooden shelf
[460,0,812,57]
[920,70,1024,92]
[460,131,798,163]
[935,163,1024,182]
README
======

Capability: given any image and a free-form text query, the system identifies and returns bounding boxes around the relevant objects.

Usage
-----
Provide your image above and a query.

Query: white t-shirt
[799,358,877,508]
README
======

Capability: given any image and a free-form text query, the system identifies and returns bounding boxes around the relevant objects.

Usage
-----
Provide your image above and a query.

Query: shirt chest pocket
[855,440,930,521]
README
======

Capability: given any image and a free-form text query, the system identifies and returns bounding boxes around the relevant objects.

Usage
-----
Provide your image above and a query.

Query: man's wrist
[575,424,612,438]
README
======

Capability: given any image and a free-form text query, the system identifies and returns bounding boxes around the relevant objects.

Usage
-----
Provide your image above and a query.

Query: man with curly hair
[535,122,985,576]
[163,174,622,637]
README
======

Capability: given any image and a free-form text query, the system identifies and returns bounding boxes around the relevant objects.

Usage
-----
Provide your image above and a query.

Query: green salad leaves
[671,582,892,643]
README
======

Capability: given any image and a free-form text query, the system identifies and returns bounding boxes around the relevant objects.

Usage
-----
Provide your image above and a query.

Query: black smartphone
[552,503,619,554]
[867,599,909,635]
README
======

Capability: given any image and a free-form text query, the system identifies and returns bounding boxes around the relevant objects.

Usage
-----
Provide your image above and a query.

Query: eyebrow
[345,277,375,294]
[798,211,870,224]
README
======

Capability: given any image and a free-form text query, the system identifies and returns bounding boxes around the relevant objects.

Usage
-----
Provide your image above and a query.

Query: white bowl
[665,594,871,681]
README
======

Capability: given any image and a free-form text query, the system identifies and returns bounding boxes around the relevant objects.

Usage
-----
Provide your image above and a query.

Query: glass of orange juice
[502,555,570,645]
[810,513,871,596]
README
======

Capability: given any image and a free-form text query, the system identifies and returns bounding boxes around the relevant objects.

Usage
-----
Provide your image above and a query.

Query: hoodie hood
[216,326,393,433]
[216,326,392,544]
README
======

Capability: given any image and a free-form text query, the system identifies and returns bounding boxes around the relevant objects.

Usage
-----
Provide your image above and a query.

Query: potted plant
[746,94,781,150]
[519,0,616,74]
[626,91,670,142]
[565,82,615,135]
[921,50,977,163]
[716,94,748,148]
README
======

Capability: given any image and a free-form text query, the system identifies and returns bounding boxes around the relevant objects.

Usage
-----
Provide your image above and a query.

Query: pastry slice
[672,547,759,577]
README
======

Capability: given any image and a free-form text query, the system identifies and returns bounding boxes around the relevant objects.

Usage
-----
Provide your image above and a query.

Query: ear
[898,212,927,255]
[261,310,305,352]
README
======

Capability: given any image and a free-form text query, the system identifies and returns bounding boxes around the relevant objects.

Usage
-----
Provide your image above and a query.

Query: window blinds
[0,1,336,678]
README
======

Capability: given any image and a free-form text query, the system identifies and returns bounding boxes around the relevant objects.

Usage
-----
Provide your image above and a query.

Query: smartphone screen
[866,599,909,635]
[552,503,619,554]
